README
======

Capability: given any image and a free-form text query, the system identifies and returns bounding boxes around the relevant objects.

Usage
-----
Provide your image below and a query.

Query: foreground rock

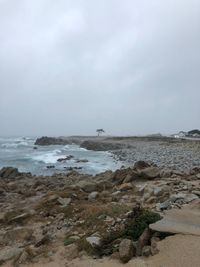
[119,239,135,263]
[150,200,200,235]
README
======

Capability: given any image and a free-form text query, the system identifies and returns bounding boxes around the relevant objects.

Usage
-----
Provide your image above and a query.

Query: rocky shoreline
[35,136,200,170]
[1,158,200,266]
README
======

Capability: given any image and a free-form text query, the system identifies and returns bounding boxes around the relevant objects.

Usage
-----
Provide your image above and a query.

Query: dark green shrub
[125,209,161,240]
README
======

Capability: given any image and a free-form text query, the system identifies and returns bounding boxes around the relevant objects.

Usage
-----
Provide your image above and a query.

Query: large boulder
[75,181,98,193]
[150,201,200,235]
[112,168,138,185]
[0,167,20,179]
[119,239,135,263]
[138,167,160,179]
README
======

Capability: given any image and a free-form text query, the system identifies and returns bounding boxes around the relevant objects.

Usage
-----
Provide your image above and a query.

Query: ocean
[0,137,122,176]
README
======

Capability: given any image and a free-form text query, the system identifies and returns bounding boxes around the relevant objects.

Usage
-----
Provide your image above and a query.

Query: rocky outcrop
[0,167,19,178]
[150,200,200,235]
[80,140,124,151]
[0,167,26,179]
[35,136,71,146]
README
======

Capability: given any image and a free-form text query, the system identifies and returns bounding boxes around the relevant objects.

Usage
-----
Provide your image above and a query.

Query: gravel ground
[110,139,200,170]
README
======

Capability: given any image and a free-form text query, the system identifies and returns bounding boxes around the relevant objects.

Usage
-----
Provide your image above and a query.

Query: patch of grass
[64,238,76,246]
[80,203,131,231]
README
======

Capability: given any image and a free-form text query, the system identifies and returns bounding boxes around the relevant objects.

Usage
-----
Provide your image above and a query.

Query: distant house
[173,129,200,139]
[173,131,187,138]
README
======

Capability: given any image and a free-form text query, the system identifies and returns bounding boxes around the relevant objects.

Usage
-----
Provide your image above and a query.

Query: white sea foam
[1,141,29,148]
[32,150,64,164]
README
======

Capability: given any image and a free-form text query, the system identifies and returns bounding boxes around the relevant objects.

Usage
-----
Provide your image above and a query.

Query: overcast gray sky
[0,0,200,136]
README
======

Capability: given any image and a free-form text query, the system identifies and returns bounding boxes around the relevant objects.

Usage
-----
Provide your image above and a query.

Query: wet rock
[57,155,74,162]
[119,239,135,263]
[46,165,55,169]
[76,159,89,163]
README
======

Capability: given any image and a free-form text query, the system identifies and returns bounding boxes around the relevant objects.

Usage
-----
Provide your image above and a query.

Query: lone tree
[96,129,105,136]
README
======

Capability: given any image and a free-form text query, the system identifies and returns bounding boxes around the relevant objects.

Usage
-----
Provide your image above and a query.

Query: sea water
[0,137,122,176]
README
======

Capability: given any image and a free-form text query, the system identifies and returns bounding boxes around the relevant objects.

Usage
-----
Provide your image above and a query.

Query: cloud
[0,0,200,135]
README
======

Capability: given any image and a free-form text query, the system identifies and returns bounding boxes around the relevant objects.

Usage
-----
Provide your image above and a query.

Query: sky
[0,0,200,136]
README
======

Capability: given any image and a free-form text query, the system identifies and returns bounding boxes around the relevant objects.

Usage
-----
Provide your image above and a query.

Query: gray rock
[57,197,71,207]
[119,239,135,263]
[88,192,99,201]
[0,167,20,179]
[0,247,23,264]
[142,246,151,257]
[150,202,200,235]
[151,237,160,255]
[160,169,172,178]
[76,181,97,193]
[196,173,200,179]
[86,236,101,248]
[139,167,160,179]
[136,228,151,256]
